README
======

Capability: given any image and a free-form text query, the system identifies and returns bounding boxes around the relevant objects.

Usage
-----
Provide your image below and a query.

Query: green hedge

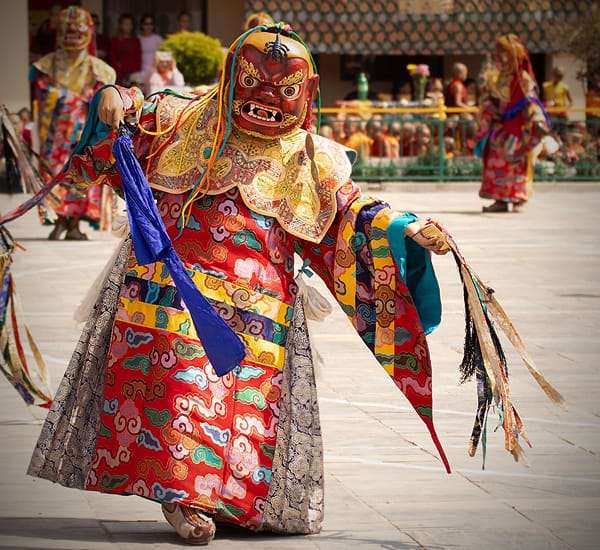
[160,32,224,86]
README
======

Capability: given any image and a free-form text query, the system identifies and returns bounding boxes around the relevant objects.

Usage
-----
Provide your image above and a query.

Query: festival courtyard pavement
[0,184,599,549]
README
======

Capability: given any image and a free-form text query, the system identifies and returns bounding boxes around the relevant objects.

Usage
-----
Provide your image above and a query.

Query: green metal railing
[320,106,600,182]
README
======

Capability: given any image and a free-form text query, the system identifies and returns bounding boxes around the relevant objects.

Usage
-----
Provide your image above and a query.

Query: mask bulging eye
[281,84,301,99]
[239,71,259,88]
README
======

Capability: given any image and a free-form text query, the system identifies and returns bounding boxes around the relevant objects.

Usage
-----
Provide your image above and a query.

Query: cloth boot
[161,503,216,546]
[48,215,69,240]
[482,201,509,213]
[65,217,89,240]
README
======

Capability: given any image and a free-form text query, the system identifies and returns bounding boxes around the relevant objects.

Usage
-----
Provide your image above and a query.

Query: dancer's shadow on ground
[0,517,446,549]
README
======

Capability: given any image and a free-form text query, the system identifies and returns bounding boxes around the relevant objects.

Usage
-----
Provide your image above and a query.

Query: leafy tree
[549,5,600,82]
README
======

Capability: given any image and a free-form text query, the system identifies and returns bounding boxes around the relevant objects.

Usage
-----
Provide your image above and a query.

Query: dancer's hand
[405,219,449,255]
[98,87,125,129]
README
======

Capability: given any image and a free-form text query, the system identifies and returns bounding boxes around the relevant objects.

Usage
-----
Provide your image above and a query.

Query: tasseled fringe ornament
[295,263,333,373]
[436,224,564,466]
[0,106,63,226]
[0,227,52,408]
[0,105,45,194]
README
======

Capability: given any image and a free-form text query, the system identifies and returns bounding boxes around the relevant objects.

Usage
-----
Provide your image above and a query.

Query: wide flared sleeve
[59,85,148,191]
[295,182,450,472]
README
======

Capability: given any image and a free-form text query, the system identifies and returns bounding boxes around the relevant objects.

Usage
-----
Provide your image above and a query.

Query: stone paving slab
[0,188,598,549]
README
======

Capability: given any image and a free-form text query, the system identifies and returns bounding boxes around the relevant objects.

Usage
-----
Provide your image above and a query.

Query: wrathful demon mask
[229,29,319,138]
[56,6,93,52]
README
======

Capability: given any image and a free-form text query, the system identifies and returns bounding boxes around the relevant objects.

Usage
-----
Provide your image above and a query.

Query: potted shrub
[161,31,224,86]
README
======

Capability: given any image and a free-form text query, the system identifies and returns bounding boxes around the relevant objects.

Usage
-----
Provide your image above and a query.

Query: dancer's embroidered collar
[140,24,349,242]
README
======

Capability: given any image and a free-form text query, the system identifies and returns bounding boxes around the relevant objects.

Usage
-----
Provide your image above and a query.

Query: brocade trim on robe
[260,297,323,534]
[144,96,353,243]
[121,256,293,370]
[27,239,131,488]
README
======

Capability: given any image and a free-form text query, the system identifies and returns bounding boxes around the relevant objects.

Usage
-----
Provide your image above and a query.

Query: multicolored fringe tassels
[113,124,245,377]
[0,227,52,408]
[0,106,62,225]
[439,225,564,466]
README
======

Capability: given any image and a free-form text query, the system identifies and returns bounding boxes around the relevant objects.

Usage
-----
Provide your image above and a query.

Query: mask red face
[56,7,93,52]
[231,43,318,138]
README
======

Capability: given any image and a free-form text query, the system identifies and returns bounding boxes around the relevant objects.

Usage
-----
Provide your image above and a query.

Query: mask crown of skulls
[226,25,320,138]
[56,6,93,52]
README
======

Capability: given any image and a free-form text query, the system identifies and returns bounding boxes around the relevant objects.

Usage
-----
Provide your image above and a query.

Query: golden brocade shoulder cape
[144,95,353,242]
[33,52,115,96]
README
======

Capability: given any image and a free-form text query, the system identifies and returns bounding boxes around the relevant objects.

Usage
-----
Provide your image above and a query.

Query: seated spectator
[444,136,456,159]
[344,117,373,159]
[388,122,402,158]
[146,51,185,94]
[400,122,417,156]
[396,81,413,104]
[415,124,432,156]
[445,63,469,109]
[331,120,346,143]
[426,78,445,105]
[369,116,392,158]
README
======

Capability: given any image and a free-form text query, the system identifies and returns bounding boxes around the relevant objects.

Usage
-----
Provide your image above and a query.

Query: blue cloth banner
[113,127,246,376]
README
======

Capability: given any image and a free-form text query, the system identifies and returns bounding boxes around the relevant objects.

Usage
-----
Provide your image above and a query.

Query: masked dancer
[31,6,116,239]
[477,34,550,213]
[28,25,559,545]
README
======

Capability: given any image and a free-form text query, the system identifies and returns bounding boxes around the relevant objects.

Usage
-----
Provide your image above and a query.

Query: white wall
[0,2,30,112]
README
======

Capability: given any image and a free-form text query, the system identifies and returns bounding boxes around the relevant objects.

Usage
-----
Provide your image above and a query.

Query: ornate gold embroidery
[145,97,352,242]
[232,99,244,115]
[238,57,261,80]
[274,69,305,87]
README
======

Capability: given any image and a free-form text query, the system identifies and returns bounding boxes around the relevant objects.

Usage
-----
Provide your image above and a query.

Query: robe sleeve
[58,85,152,192]
[294,181,450,472]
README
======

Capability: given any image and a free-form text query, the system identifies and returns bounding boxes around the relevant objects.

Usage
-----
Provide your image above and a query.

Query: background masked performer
[476,34,550,213]
[29,25,451,545]
[30,6,116,239]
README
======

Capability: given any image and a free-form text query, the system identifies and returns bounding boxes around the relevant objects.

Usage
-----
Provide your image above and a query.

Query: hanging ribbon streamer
[0,107,63,226]
[112,125,246,377]
[0,227,52,407]
[432,223,564,466]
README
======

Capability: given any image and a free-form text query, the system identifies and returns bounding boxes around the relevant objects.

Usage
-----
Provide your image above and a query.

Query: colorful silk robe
[33,89,447,529]
[477,72,549,204]
[31,52,115,221]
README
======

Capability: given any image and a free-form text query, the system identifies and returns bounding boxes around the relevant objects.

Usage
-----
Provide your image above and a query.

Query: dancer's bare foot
[482,201,509,213]
[162,503,216,545]
[512,202,526,213]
